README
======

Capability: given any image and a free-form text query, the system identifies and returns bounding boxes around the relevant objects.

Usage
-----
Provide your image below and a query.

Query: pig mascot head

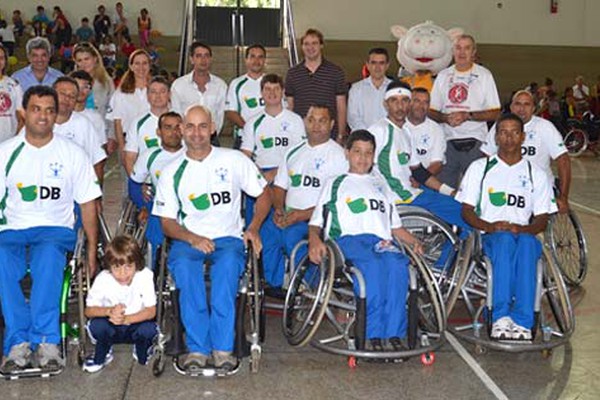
[391,21,463,92]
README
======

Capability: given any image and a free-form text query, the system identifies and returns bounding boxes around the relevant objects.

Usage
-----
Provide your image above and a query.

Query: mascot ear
[447,27,465,42]
[390,25,408,39]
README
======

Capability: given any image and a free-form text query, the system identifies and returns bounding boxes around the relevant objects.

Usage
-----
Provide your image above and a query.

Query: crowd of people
[0,10,586,376]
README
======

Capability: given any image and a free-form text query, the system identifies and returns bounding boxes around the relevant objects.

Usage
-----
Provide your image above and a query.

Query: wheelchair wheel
[546,210,588,286]
[116,199,138,236]
[539,247,575,341]
[564,128,588,157]
[444,234,474,315]
[282,245,336,347]
[398,210,460,308]
[244,243,266,373]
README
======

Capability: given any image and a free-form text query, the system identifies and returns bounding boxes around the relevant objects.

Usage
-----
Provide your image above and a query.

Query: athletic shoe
[36,343,65,369]
[388,337,406,352]
[1,342,32,373]
[182,352,208,371]
[212,350,237,371]
[368,338,384,352]
[512,324,532,340]
[83,350,114,373]
[490,317,514,340]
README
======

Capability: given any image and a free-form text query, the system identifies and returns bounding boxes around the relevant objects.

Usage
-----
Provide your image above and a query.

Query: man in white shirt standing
[226,44,267,148]
[456,113,553,341]
[347,48,392,131]
[430,34,501,188]
[0,85,101,373]
[171,42,227,144]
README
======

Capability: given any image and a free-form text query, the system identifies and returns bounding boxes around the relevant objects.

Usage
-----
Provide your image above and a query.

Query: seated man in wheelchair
[455,113,554,341]
[266,104,348,289]
[0,85,102,373]
[130,111,185,267]
[152,105,270,372]
[308,130,422,351]
[367,81,471,239]
[481,90,571,213]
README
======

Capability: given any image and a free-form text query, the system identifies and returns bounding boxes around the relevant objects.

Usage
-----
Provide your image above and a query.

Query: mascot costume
[391,21,463,92]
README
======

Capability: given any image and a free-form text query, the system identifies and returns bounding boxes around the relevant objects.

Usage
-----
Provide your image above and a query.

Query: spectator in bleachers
[99,35,117,68]
[32,6,51,37]
[51,7,72,50]
[93,5,111,43]
[12,10,25,38]
[75,17,95,44]
[12,36,63,92]
[137,8,151,49]
[113,2,129,51]
[121,34,136,59]
[0,20,16,56]
[58,38,75,73]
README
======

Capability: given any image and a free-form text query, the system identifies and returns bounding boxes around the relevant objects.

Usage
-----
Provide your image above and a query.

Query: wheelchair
[151,239,266,377]
[544,210,588,286]
[282,239,446,368]
[116,198,147,244]
[0,228,88,380]
[447,232,574,356]
[396,205,465,313]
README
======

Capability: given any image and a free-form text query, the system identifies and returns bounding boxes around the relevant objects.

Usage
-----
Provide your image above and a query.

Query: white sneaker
[83,349,114,373]
[490,317,514,340]
[512,323,532,340]
[36,343,65,369]
[1,342,32,372]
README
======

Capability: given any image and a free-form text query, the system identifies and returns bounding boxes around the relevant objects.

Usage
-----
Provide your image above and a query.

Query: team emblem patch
[0,92,13,113]
[448,83,469,104]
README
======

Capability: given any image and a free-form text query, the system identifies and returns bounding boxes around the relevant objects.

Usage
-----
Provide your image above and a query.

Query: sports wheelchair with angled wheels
[151,239,266,377]
[545,209,588,286]
[447,232,574,356]
[282,239,445,368]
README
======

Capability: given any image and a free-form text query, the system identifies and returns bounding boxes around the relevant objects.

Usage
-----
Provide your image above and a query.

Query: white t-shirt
[241,109,305,169]
[86,268,155,316]
[274,139,348,211]
[0,76,23,143]
[171,72,227,134]
[405,117,446,168]
[481,116,567,184]
[456,155,554,225]
[572,84,589,100]
[347,76,391,130]
[430,64,501,141]
[0,134,102,231]
[124,112,160,154]
[106,88,150,137]
[54,113,107,165]
[153,147,267,239]
[77,109,107,146]
[0,26,16,42]
[368,118,422,203]
[225,73,264,135]
[131,146,185,187]
[310,172,401,241]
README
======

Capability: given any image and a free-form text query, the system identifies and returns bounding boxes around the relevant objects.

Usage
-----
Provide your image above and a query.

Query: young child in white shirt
[83,235,157,372]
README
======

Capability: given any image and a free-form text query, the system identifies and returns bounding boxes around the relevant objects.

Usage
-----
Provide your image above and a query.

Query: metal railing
[178,0,196,76]
[282,0,299,67]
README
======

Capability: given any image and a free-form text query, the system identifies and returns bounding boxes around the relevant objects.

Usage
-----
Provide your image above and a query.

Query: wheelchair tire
[546,210,588,286]
[282,247,335,347]
[540,247,574,338]
[445,234,474,315]
[564,128,588,157]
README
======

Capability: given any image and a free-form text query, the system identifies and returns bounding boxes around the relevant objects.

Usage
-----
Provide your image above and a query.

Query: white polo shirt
[124,112,160,154]
[0,76,23,143]
[368,118,422,203]
[274,139,348,211]
[54,112,107,165]
[347,76,391,130]
[153,147,266,239]
[0,134,102,230]
[405,117,446,168]
[131,146,185,187]
[430,64,501,142]
[226,73,264,136]
[171,72,227,134]
[241,109,305,169]
[106,87,150,137]
[77,109,108,146]
[481,116,567,184]
[456,155,554,225]
[86,268,156,316]
[310,172,401,241]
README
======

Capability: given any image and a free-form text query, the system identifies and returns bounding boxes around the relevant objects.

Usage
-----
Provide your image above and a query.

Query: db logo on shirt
[188,191,231,210]
[521,146,536,156]
[345,197,386,214]
[16,183,61,202]
[488,188,525,208]
[290,172,320,188]
[260,136,288,149]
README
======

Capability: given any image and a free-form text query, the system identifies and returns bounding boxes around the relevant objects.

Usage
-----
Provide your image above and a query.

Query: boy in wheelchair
[456,113,554,341]
[308,130,422,351]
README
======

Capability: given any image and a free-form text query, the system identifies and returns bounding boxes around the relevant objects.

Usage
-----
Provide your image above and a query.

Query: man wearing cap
[429,34,501,188]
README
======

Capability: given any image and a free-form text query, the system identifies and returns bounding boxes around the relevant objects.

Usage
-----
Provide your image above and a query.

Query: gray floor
[2,152,599,400]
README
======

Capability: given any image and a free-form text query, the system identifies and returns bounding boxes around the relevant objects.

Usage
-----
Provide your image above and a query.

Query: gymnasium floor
[1,152,598,400]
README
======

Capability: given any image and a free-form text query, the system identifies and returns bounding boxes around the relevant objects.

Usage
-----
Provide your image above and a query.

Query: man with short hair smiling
[12,37,63,92]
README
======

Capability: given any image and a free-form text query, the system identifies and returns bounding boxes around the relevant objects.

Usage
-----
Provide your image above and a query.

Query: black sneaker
[369,338,384,352]
[389,337,405,352]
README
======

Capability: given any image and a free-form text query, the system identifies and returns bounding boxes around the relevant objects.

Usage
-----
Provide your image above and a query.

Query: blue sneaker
[83,348,114,373]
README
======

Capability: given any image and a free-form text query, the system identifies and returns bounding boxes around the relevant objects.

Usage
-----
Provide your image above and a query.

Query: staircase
[210,46,290,83]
